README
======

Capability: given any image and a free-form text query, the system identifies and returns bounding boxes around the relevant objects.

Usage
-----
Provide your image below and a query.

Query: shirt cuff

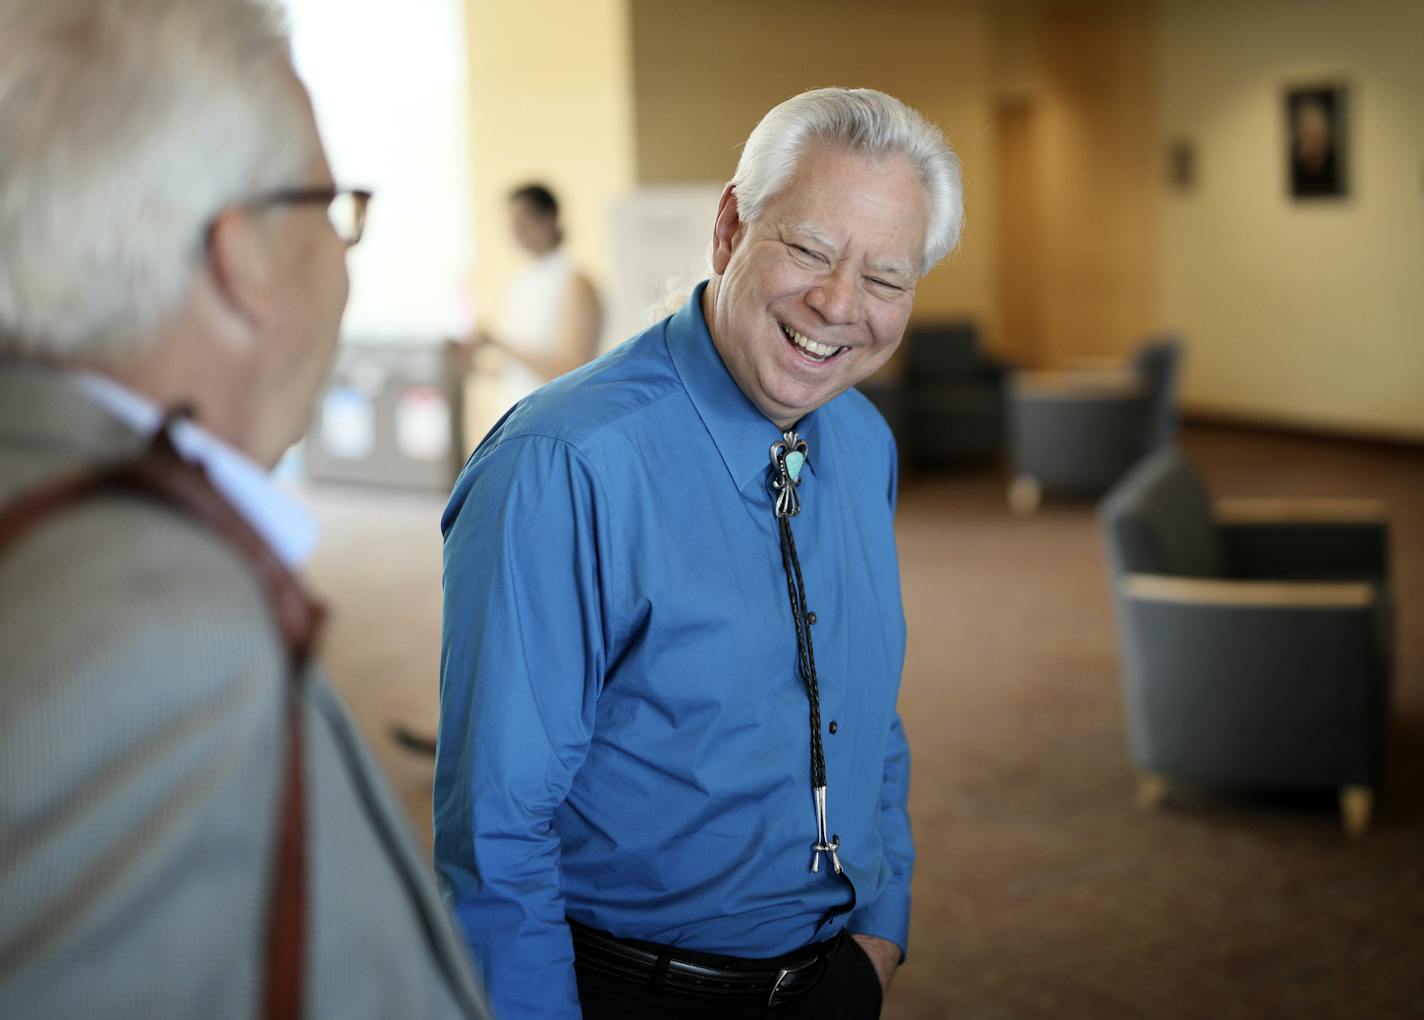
[847,884,910,962]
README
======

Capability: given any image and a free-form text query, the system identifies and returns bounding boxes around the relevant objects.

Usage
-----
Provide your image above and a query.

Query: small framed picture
[1166,138,1196,191]
[1286,84,1348,199]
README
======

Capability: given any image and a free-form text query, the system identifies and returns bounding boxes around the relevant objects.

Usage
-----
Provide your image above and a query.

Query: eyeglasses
[247,187,373,246]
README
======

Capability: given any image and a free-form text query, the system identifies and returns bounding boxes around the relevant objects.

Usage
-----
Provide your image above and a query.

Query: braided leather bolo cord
[778,513,827,791]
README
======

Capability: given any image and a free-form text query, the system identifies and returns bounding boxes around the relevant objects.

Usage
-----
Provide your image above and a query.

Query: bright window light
[281,0,476,342]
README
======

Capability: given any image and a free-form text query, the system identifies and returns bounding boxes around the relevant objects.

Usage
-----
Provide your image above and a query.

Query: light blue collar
[71,371,319,568]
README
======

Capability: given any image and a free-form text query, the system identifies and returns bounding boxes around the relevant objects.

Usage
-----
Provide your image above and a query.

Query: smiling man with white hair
[0,2,489,1017]
[437,87,963,1019]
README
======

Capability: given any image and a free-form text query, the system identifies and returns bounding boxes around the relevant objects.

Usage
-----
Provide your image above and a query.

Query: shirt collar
[665,281,819,494]
[71,371,319,569]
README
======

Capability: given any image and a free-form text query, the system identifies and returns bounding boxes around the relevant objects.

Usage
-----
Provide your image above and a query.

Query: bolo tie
[769,429,843,876]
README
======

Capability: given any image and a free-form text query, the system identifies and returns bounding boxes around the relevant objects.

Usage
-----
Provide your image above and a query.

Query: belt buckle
[765,954,820,1007]
[766,967,793,1007]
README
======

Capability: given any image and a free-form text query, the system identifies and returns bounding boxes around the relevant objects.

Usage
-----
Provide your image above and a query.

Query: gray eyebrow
[782,221,915,283]
[867,259,915,282]
[782,221,840,254]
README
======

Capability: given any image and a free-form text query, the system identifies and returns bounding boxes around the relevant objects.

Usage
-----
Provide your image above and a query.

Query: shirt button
[829,720,838,734]
[807,611,818,625]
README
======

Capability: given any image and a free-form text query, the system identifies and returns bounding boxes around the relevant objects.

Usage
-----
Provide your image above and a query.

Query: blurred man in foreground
[437,87,963,1019]
[0,2,490,1017]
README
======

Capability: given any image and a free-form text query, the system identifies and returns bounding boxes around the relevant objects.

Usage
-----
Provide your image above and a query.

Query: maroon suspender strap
[264,690,307,1020]
[0,419,324,1020]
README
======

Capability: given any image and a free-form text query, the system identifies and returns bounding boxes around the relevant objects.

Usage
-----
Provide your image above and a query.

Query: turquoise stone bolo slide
[769,431,808,519]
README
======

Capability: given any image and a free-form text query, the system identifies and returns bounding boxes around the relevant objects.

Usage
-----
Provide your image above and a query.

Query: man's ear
[206,208,274,328]
[710,183,744,275]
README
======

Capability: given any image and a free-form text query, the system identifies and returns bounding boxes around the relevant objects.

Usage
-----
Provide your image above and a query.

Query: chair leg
[1340,786,1373,837]
[1136,773,1168,810]
[1008,474,1042,516]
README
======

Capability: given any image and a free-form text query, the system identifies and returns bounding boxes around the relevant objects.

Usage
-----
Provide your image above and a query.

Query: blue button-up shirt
[435,284,912,1019]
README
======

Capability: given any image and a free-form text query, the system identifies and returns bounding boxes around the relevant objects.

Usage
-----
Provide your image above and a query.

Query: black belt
[570,921,837,1006]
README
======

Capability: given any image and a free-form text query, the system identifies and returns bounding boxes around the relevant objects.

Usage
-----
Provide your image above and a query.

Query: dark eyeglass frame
[246,186,373,247]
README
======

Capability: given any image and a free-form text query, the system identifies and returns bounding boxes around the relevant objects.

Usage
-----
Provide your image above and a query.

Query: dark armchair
[1099,449,1392,835]
[859,322,1010,470]
[1008,336,1181,513]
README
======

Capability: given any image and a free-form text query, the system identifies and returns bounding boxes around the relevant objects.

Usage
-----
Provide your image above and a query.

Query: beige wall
[988,0,1160,369]
[628,0,1001,345]
[462,0,635,444]
[464,0,635,324]
[1158,0,1424,440]
[1031,1,1159,366]
[458,0,1421,442]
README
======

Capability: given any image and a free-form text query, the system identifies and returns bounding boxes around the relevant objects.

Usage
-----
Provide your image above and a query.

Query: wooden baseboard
[1122,573,1376,609]
[1182,407,1424,450]
[1213,497,1389,525]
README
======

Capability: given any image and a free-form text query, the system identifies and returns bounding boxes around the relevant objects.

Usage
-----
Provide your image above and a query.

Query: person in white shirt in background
[457,183,602,416]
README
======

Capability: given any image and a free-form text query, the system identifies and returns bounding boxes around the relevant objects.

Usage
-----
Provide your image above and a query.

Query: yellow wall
[1158,0,1424,440]
[464,0,635,324]
[462,0,635,444]
[986,0,1160,369]
[1031,1,1159,366]
[628,0,1001,345]
[459,0,1422,442]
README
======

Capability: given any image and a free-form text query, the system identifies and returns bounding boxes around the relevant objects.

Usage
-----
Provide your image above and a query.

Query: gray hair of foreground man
[0,0,316,361]
[731,87,964,275]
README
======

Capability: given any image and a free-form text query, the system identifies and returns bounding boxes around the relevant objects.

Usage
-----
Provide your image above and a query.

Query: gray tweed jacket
[0,363,492,1020]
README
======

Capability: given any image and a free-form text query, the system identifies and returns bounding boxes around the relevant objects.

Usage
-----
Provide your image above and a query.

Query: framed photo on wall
[1286,84,1348,199]
[1166,137,1196,191]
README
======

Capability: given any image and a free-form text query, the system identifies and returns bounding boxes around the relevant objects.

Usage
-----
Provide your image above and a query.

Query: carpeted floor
[302,423,1424,1019]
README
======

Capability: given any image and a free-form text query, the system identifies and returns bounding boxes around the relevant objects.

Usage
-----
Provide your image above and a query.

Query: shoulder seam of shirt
[493,317,691,453]
[506,387,687,455]
[478,430,626,630]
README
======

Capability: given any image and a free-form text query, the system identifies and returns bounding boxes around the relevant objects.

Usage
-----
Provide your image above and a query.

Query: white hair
[0,0,319,359]
[732,87,963,275]
[644,87,963,324]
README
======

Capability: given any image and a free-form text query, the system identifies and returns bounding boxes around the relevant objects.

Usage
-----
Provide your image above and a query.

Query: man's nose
[806,266,860,325]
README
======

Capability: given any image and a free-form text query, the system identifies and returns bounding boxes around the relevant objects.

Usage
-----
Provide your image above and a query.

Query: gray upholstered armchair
[1100,449,1392,835]
[1008,336,1181,513]
[859,322,1010,470]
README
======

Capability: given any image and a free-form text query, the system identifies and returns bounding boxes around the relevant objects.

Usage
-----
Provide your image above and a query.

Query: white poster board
[605,184,725,349]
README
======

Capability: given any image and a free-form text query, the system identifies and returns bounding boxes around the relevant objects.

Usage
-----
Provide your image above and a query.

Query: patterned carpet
[303,423,1424,1019]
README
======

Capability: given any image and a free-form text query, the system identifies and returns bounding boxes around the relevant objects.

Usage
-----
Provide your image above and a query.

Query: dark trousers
[575,930,884,1020]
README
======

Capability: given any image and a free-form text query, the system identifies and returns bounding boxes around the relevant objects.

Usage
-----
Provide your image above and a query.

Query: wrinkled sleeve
[847,711,913,959]
[848,423,913,958]
[887,427,899,515]
[434,434,612,1020]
